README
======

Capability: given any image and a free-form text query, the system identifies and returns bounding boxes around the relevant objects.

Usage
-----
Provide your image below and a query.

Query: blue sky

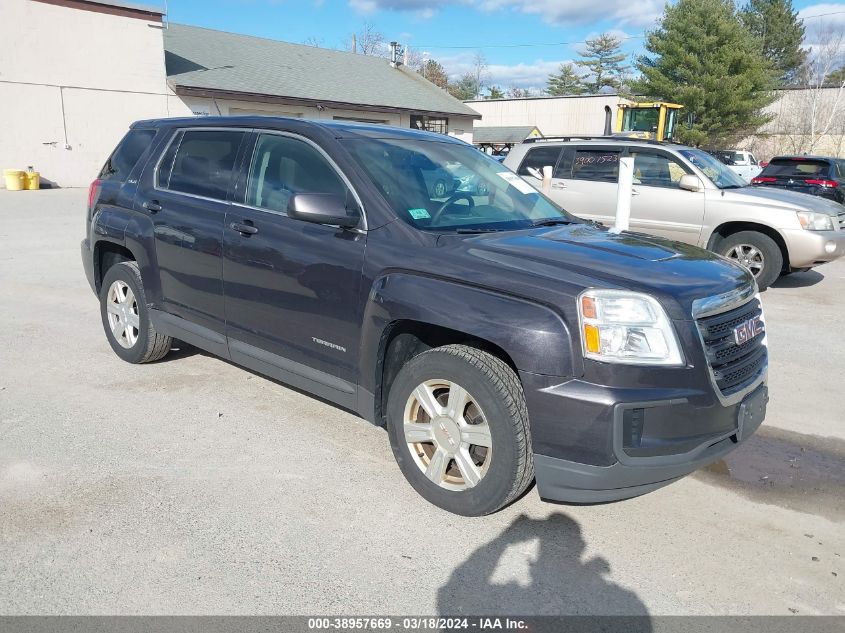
[166,0,845,91]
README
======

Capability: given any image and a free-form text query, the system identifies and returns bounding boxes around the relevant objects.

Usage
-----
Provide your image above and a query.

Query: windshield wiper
[531,218,574,227]
[455,227,508,234]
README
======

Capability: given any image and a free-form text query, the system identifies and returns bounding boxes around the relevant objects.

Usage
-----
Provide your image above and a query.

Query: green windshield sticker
[408,208,431,220]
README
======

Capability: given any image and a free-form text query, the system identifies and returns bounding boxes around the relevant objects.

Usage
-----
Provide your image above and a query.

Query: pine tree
[828,65,845,86]
[421,59,449,90]
[576,33,629,92]
[633,0,777,146]
[741,0,807,85]
[547,63,585,96]
[448,74,480,101]
[486,85,505,99]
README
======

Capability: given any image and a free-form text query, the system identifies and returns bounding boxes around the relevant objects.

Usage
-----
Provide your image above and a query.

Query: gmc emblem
[733,316,765,345]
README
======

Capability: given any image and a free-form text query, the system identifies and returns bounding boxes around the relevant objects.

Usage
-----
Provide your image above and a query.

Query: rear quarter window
[99,129,156,181]
[517,146,563,177]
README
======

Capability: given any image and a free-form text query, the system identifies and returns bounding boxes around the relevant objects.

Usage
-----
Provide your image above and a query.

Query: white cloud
[798,4,845,68]
[438,51,578,92]
[480,0,662,28]
[350,0,664,27]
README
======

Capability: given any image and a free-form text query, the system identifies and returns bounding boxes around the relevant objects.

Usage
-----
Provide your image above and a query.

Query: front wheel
[718,231,783,291]
[386,345,533,516]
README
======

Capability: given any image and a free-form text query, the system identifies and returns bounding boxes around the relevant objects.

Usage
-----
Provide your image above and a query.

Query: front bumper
[782,228,845,268]
[525,374,767,503]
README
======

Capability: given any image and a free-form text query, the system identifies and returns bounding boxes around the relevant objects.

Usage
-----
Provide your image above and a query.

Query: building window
[411,115,449,135]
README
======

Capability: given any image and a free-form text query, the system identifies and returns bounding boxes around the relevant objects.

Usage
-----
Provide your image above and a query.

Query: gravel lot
[1,189,843,616]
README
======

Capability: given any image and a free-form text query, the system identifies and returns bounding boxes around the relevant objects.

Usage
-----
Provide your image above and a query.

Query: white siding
[0,0,171,187]
[465,95,625,137]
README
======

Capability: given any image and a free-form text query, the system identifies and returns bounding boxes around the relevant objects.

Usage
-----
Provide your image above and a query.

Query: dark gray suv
[81,117,768,515]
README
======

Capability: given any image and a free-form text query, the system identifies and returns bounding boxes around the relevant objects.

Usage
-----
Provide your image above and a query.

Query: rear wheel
[100,261,172,364]
[718,231,783,291]
[386,345,533,516]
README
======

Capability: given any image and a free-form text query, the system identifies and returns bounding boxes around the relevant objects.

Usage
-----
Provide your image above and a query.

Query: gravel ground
[0,189,842,616]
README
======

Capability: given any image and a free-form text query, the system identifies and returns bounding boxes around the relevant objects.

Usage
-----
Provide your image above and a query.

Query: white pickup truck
[711,150,763,183]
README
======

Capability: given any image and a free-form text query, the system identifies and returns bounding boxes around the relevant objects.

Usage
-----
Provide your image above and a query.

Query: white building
[465,94,626,139]
[0,0,478,187]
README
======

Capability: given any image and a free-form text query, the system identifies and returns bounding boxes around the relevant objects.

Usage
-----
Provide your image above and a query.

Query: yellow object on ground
[3,169,25,191]
[24,171,40,190]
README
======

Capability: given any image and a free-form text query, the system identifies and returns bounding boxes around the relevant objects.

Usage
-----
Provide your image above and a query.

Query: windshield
[343,137,571,232]
[680,148,747,189]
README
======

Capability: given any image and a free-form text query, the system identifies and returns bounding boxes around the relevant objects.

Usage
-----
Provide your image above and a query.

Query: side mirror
[679,174,704,192]
[288,193,360,229]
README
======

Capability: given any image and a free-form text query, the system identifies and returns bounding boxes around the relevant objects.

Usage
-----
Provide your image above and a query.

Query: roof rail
[523,135,671,146]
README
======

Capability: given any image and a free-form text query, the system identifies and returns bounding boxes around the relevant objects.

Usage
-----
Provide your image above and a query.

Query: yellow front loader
[615,102,684,142]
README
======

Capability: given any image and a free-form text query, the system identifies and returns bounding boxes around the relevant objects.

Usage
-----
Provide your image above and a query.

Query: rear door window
[517,146,563,177]
[157,129,246,201]
[99,129,156,181]
[760,158,831,179]
[571,147,623,182]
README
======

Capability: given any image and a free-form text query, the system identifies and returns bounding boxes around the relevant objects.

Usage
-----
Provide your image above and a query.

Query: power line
[413,9,845,51]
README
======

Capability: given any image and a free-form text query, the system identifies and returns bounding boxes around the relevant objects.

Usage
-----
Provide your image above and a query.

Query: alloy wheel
[403,379,492,491]
[726,244,765,277]
[106,280,140,349]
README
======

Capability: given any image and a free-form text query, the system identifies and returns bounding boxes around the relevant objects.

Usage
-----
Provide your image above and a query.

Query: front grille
[838,211,845,230]
[697,298,767,397]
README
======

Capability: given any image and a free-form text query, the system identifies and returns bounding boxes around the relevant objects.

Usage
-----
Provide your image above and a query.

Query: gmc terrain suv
[505,139,845,290]
[82,117,769,516]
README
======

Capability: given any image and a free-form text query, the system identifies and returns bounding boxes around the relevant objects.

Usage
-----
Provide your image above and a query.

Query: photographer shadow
[437,512,651,627]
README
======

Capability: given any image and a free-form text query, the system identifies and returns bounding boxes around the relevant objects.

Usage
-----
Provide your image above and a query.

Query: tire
[99,261,172,364]
[717,231,783,291]
[386,344,533,516]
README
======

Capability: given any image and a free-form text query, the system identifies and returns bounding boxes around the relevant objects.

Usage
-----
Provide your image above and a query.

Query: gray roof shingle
[473,126,543,144]
[164,24,479,118]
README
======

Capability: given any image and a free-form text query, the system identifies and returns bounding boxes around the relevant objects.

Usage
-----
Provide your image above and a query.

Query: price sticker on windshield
[497,171,538,196]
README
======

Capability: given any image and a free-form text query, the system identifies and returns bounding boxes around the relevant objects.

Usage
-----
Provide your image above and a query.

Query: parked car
[446,161,490,195]
[752,156,845,206]
[710,149,763,183]
[83,117,769,516]
[505,139,845,290]
[420,164,456,199]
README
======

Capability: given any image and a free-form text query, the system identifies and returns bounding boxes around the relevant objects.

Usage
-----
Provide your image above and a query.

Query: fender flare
[358,272,577,398]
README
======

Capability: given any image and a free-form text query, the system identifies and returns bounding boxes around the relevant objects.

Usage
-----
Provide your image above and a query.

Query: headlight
[797,211,835,231]
[578,290,684,366]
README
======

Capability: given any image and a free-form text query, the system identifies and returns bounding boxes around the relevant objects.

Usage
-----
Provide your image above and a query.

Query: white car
[503,138,845,290]
[712,150,763,183]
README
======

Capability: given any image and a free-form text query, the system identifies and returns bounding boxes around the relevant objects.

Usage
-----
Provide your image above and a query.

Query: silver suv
[504,139,845,289]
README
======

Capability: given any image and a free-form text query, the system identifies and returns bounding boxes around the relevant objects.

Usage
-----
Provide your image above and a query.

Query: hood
[441,224,754,320]
[722,186,843,215]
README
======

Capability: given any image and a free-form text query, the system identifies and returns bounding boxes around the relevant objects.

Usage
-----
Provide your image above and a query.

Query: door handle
[631,189,641,196]
[230,221,258,236]
[143,200,162,213]
[551,182,566,189]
